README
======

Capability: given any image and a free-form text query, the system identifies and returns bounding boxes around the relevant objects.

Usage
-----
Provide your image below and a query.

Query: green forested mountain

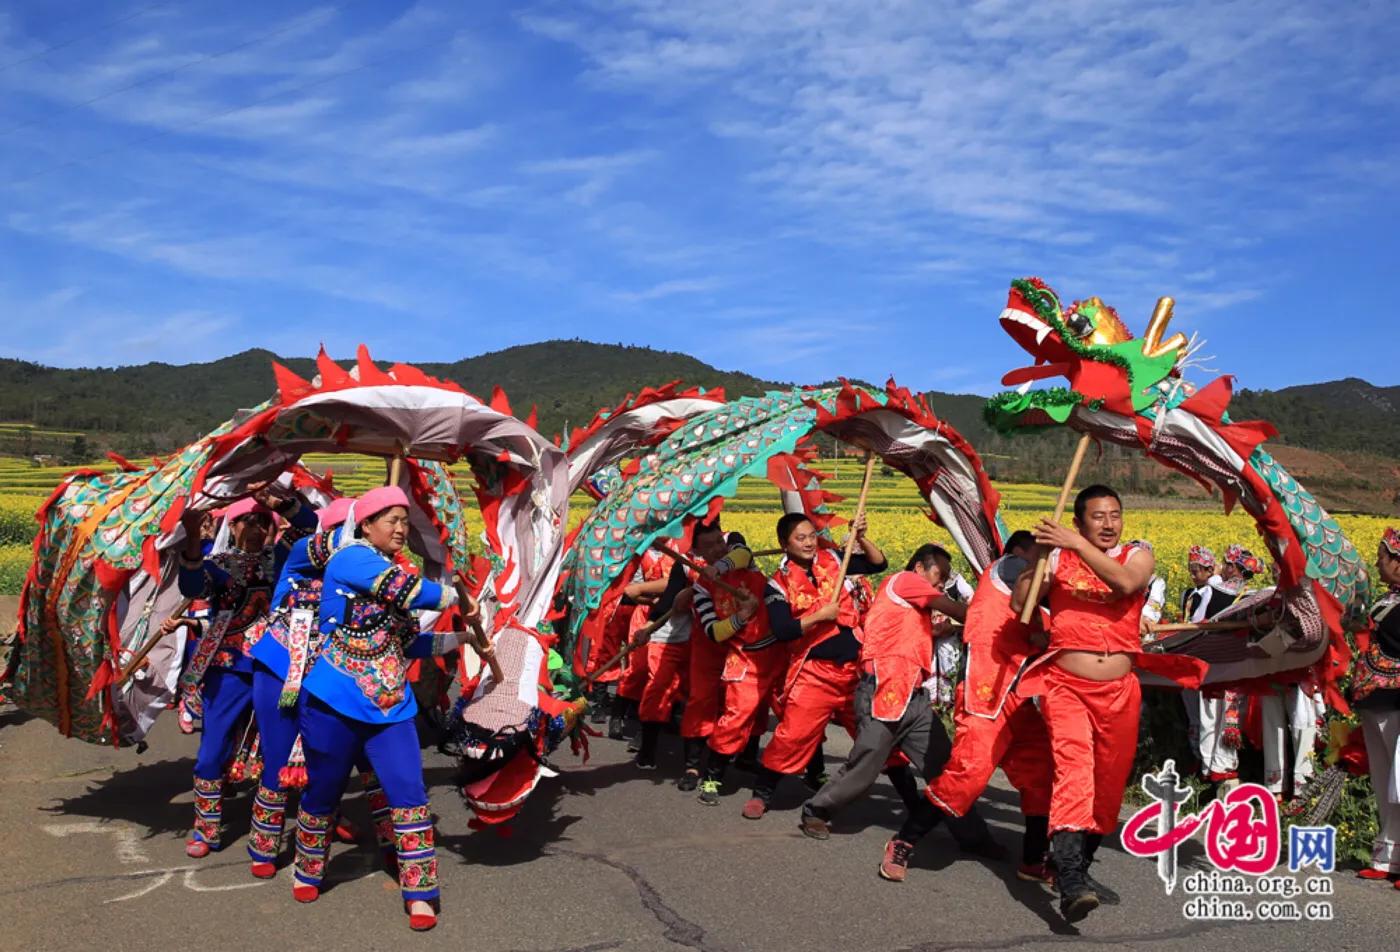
[0,343,1396,498]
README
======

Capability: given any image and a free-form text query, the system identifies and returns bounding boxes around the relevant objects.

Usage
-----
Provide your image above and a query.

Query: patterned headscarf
[1383,527,1400,559]
[1224,544,1264,577]
[1187,545,1215,568]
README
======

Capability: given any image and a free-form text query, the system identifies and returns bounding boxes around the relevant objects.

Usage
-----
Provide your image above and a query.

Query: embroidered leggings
[295,696,436,902]
[193,667,255,780]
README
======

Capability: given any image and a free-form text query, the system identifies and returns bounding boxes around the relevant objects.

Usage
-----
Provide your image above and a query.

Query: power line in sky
[0,2,174,73]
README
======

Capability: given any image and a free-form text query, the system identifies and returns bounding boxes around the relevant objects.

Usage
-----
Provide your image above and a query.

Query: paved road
[1,705,1393,952]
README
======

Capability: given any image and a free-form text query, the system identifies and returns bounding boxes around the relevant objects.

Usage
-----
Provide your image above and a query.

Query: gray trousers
[806,674,952,820]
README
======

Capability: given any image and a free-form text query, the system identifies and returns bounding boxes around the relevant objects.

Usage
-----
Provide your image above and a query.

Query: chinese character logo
[1288,826,1336,873]
[1121,760,1281,893]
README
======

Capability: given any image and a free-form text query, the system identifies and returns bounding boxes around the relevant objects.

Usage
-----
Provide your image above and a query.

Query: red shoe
[1016,861,1055,885]
[1358,868,1397,881]
[333,818,359,844]
[250,861,277,880]
[879,838,914,882]
[185,838,211,859]
[292,884,319,903]
[406,901,437,932]
[741,797,768,820]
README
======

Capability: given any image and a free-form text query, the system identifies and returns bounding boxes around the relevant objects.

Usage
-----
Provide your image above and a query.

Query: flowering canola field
[0,453,1390,612]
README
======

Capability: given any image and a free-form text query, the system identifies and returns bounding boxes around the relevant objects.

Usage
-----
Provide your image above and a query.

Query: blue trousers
[194,668,254,780]
[252,661,298,792]
[294,696,436,902]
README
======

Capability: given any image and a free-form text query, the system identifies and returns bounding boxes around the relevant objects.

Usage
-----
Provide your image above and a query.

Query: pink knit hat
[224,497,273,523]
[354,485,410,524]
[317,497,354,529]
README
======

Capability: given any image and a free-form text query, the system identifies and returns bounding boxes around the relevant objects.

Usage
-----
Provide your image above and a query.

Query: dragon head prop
[988,277,1189,431]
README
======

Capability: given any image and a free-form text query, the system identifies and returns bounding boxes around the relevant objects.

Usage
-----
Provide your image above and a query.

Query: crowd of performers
[161,473,1400,930]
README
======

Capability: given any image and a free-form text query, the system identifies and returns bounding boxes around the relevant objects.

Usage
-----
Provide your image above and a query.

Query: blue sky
[2,1,1397,395]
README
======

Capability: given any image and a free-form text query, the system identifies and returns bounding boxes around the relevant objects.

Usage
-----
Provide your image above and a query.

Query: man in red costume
[691,525,776,805]
[742,512,886,819]
[798,543,967,835]
[611,548,673,746]
[676,522,742,790]
[633,556,696,771]
[875,531,1055,884]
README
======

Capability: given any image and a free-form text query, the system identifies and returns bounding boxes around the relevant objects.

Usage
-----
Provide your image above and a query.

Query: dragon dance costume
[178,496,317,854]
[243,498,391,876]
[885,553,1053,878]
[292,487,457,919]
[746,547,885,816]
[802,570,959,830]
[692,543,779,802]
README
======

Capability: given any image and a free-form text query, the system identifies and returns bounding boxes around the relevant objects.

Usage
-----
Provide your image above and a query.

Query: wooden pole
[831,451,877,606]
[585,608,675,686]
[1149,620,1251,634]
[650,541,747,598]
[454,578,505,684]
[1019,434,1093,624]
[387,447,404,487]
[116,598,193,687]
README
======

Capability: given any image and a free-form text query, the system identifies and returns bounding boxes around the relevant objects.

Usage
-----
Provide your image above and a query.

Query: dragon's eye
[1065,312,1093,339]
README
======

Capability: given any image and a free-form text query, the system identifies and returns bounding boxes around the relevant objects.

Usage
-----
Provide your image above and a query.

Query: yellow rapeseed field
[0,468,1391,615]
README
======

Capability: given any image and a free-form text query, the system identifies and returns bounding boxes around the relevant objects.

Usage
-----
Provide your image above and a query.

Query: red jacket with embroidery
[859,571,941,721]
[962,557,1041,717]
[1047,544,1148,653]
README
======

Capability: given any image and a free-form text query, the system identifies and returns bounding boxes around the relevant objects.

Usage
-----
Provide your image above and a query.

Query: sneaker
[607,715,626,740]
[626,733,642,754]
[678,770,700,792]
[1016,861,1055,885]
[799,810,831,840]
[698,779,721,806]
[879,838,914,882]
[636,752,657,771]
[741,796,768,820]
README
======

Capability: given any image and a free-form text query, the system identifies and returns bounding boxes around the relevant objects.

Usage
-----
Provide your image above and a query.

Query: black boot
[885,765,923,811]
[802,746,827,791]
[1051,831,1100,923]
[735,734,762,773]
[610,697,636,742]
[636,722,662,770]
[1016,815,1053,884]
[699,749,730,805]
[678,738,706,791]
[588,685,610,724]
[1082,833,1121,905]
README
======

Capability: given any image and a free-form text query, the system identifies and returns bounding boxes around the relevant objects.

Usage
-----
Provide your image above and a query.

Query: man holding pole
[743,505,887,820]
[1007,483,1201,922]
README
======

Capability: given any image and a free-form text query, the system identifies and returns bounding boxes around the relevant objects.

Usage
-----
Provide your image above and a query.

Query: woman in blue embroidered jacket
[177,490,316,859]
[243,496,395,880]
[292,485,484,933]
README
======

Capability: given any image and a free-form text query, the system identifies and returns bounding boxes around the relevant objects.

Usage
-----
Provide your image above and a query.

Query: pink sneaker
[741,797,768,820]
[879,838,914,882]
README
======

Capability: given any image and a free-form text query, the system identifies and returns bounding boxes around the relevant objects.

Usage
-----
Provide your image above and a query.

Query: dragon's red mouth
[998,305,1074,386]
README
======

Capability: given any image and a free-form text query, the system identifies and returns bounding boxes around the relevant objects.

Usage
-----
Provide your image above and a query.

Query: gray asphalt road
[1,705,1393,952]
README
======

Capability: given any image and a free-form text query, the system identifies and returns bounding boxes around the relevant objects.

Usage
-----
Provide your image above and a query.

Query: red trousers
[587,604,634,685]
[1040,664,1141,835]
[760,658,859,775]
[709,647,786,756]
[638,641,690,723]
[925,684,1052,817]
[681,634,727,739]
[617,639,651,703]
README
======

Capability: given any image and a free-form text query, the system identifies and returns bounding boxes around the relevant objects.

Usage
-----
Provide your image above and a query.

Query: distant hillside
[0,342,1394,514]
